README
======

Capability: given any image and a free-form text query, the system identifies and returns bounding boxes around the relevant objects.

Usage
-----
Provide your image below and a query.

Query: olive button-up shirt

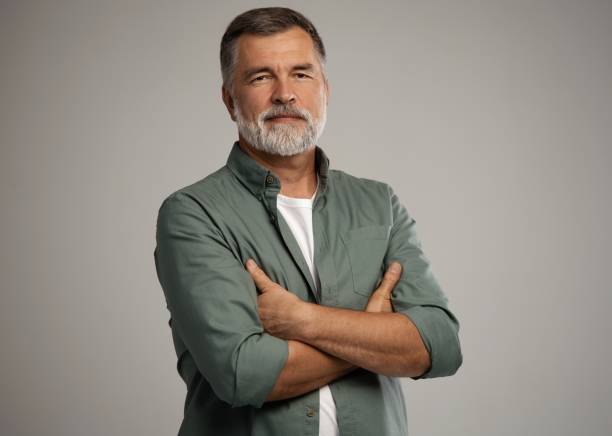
[154,141,463,435]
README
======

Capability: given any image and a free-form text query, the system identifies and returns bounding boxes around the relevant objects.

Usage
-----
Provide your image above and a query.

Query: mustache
[262,105,310,121]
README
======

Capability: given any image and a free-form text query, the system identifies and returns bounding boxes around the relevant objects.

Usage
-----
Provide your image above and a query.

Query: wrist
[294,301,318,342]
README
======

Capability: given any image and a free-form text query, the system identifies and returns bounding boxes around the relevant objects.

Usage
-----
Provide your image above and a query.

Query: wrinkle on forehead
[236,27,320,74]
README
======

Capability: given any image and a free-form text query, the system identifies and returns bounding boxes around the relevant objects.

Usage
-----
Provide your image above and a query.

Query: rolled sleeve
[234,331,289,407]
[398,305,462,379]
[383,185,463,379]
[155,192,289,407]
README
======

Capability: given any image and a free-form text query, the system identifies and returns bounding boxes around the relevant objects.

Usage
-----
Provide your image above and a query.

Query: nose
[271,77,296,105]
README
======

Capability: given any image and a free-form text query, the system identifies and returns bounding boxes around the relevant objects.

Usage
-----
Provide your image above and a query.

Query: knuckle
[382,273,395,285]
[387,270,400,281]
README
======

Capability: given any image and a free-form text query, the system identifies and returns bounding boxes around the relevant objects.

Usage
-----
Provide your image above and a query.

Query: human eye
[295,72,311,79]
[251,75,270,83]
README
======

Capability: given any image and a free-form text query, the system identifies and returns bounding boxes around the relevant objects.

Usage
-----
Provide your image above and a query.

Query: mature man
[154,7,462,436]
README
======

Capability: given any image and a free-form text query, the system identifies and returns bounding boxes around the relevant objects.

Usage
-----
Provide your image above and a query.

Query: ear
[324,78,331,106]
[221,85,237,121]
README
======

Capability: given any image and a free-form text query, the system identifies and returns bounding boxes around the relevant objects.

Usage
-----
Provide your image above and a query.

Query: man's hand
[365,262,402,313]
[246,259,310,340]
[246,258,402,339]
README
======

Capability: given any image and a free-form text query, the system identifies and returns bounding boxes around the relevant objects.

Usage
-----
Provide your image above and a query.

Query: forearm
[297,305,431,377]
[265,339,357,402]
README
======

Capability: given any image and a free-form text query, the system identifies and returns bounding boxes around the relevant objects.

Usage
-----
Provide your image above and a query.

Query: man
[154,7,462,436]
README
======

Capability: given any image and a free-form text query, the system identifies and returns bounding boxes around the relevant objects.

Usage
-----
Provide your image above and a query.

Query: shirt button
[306,407,316,417]
[265,175,275,185]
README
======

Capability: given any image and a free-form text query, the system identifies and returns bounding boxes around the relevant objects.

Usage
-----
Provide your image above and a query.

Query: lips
[267,114,303,120]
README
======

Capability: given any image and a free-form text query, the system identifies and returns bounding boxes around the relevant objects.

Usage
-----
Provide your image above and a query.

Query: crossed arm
[245,259,431,402]
[156,192,461,408]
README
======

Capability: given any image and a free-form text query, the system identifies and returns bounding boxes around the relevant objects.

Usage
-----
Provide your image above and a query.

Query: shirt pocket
[340,225,390,297]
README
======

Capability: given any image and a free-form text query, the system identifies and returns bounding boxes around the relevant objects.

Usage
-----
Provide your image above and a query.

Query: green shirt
[154,141,462,435]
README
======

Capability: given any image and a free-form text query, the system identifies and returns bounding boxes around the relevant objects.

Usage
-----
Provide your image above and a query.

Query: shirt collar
[226,140,330,198]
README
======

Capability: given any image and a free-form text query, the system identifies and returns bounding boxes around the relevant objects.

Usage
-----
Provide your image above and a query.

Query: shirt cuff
[396,305,463,379]
[234,332,289,408]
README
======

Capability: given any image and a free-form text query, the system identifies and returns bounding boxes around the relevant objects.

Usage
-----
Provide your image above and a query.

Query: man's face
[222,26,329,156]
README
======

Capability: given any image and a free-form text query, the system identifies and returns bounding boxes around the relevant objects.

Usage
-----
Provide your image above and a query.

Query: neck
[238,138,317,199]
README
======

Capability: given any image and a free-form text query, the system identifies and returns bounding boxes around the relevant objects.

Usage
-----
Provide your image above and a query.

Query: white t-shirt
[276,180,339,436]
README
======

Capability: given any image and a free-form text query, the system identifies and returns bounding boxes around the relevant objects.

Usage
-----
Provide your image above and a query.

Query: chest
[219,193,392,311]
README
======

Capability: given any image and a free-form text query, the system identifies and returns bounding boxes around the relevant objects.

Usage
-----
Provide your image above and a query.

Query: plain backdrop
[1,1,611,435]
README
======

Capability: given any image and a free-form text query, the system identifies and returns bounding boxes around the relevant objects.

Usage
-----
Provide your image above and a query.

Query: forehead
[235,26,318,69]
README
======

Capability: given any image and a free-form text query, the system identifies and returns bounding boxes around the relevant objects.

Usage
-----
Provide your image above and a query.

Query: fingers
[376,262,402,298]
[246,259,274,293]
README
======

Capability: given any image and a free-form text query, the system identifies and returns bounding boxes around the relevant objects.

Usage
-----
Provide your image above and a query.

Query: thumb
[376,261,402,298]
[246,259,274,293]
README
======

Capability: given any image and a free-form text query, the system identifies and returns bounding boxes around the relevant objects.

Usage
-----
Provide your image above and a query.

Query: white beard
[233,99,327,157]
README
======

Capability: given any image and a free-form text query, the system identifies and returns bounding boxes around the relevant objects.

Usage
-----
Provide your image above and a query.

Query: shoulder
[155,167,238,243]
[328,168,392,199]
[157,166,235,214]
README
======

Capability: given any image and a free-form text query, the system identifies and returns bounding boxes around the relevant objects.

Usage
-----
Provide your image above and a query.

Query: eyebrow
[242,63,316,80]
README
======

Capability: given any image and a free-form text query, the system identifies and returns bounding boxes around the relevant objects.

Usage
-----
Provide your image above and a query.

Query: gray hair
[220,7,327,94]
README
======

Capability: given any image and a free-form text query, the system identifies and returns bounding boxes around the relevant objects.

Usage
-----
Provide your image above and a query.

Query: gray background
[1,1,611,435]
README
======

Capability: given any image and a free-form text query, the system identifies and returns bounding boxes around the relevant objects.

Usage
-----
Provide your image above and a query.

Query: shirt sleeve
[382,184,463,379]
[154,192,289,407]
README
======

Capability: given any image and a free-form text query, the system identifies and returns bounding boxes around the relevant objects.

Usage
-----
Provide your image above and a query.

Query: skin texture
[221,27,431,401]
